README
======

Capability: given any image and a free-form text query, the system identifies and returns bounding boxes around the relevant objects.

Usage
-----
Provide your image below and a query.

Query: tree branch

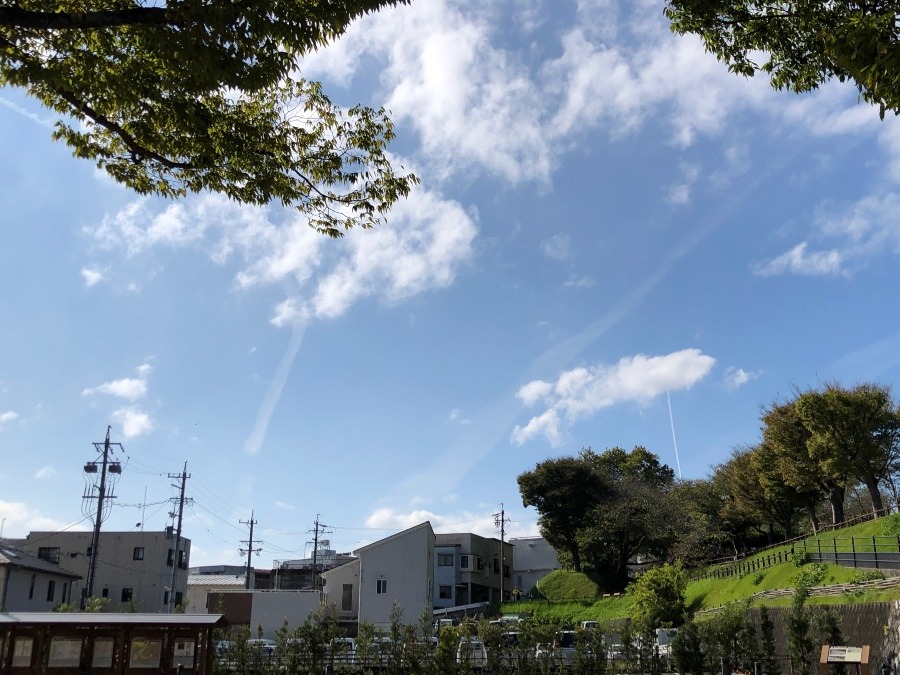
[0,6,174,30]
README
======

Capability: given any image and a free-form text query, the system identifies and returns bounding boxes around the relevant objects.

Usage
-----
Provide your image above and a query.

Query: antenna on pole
[239,512,262,589]
[82,426,123,608]
[493,504,510,604]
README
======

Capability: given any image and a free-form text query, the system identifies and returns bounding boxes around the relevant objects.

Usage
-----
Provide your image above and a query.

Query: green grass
[504,514,900,624]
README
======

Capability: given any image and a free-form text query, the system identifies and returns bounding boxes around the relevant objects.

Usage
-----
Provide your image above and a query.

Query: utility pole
[167,462,190,613]
[83,426,123,607]
[494,504,510,605]
[309,515,330,592]
[240,512,261,589]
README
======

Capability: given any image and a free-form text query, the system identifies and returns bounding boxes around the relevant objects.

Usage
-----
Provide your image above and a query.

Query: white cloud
[540,234,572,261]
[113,407,155,438]
[0,500,85,537]
[83,363,152,400]
[512,348,716,445]
[665,164,700,205]
[448,408,471,425]
[564,276,596,288]
[0,410,17,425]
[83,377,147,400]
[753,242,845,277]
[35,466,57,479]
[80,266,104,287]
[274,501,295,511]
[724,367,760,391]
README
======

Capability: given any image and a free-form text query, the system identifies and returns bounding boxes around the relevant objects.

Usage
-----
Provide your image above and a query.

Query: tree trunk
[806,504,820,534]
[863,476,886,516]
[827,484,846,525]
[569,541,582,573]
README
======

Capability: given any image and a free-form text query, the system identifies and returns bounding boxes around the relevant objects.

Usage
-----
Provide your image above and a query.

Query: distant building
[0,542,80,611]
[272,541,356,590]
[433,533,514,607]
[13,530,189,612]
[186,571,245,613]
[510,536,561,594]
[205,589,321,637]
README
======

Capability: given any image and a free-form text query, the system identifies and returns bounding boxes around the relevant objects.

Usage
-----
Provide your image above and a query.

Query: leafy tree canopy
[0,0,417,236]
[665,0,900,118]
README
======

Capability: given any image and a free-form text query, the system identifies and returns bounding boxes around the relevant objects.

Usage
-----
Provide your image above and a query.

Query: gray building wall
[435,533,514,604]
[358,522,434,628]
[1,567,75,611]
[322,559,360,623]
[17,530,189,612]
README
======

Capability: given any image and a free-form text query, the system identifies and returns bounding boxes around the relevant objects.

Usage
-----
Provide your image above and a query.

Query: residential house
[434,533,514,608]
[0,543,80,611]
[12,530,190,612]
[322,522,435,630]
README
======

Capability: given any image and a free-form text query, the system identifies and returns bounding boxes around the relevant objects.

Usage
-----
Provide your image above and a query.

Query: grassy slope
[504,514,900,624]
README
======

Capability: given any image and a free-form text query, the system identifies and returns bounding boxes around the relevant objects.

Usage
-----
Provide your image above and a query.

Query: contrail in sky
[667,391,682,479]
[244,318,307,455]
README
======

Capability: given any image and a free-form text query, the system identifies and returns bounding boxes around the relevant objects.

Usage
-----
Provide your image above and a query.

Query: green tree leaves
[665,0,900,117]
[0,0,417,233]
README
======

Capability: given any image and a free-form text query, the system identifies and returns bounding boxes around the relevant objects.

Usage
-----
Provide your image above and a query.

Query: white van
[457,637,488,670]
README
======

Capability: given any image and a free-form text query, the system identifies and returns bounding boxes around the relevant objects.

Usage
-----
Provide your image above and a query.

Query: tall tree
[517,456,608,572]
[579,447,676,588]
[0,0,417,234]
[796,383,900,516]
[665,0,900,118]
[762,398,847,526]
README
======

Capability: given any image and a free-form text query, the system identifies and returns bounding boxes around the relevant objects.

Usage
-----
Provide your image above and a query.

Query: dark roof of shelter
[0,612,225,626]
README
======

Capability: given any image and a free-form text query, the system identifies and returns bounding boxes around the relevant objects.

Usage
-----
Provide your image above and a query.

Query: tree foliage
[665,0,900,118]
[628,562,687,634]
[0,0,417,235]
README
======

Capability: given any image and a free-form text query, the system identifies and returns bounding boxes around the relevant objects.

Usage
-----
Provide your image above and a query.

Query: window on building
[476,557,484,571]
[37,547,60,564]
[167,548,174,566]
[101,587,109,598]
[121,587,134,602]
[28,574,36,600]
[493,559,500,573]
[133,547,144,561]
[163,591,169,607]
[376,579,387,594]
[46,580,56,602]
[439,585,452,599]
[175,592,183,607]
[437,553,454,566]
[504,565,511,578]
[460,555,469,569]
[342,584,353,611]
[178,549,188,568]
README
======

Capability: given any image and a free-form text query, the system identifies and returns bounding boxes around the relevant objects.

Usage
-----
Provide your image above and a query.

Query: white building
[510,536,561,594]
[13,530,190,612]
[322,522,435,629]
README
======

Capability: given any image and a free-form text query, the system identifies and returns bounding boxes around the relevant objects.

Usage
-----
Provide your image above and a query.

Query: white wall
[322,559,360,622]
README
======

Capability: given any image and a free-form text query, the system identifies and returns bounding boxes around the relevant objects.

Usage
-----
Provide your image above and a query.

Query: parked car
[457,637,488,670]
[328,637,357,666]
[247,638,277,658]
[656,628,678,657]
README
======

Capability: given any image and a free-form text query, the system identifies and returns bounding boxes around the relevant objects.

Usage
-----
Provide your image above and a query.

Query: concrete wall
[250,590,322,638]
[434,545,460,609]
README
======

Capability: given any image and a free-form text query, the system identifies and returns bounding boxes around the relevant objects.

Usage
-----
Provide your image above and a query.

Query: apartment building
[13,529,190,612]
[434,532,514,608]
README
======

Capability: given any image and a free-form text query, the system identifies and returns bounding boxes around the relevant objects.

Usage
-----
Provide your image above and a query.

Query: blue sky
[2,0,900,568]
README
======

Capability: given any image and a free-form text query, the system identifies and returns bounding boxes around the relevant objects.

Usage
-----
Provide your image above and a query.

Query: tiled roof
[0,544,80,579]
[187,574,245,586]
